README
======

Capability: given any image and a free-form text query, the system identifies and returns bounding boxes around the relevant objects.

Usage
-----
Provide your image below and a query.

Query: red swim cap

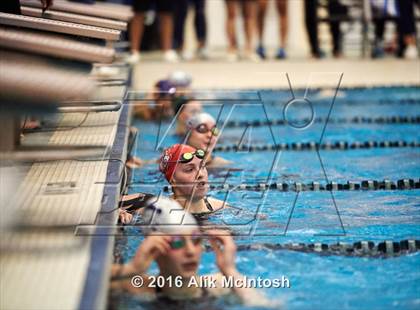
[159,144,197,181]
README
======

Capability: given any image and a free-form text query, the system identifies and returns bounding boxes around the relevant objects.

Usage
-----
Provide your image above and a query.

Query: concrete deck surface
[133,57,419,90]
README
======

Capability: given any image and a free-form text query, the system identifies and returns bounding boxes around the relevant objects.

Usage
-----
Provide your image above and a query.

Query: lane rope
[263,98,420,105]
[213,140,419,152]
[222,115,420,128]
[163,178,420,192]
[204,239,420,257]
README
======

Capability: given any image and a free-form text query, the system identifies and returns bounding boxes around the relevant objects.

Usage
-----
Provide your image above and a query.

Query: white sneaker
[197,47,209,60]
[125,51,141,64]
[163,50,179,63]
[181,50,194,61]
[226,51,239,62]
[243,52,261,63]
[404,45,419,60]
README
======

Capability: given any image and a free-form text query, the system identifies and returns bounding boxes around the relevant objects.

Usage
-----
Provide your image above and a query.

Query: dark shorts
[0,0,21,14]
[132,0,174,13]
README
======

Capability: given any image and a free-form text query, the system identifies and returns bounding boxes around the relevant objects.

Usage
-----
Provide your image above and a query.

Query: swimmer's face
[188,120,218,151]
[173,86,191,97]
[152,98,173,118]
[157,229,203,278]
[178,101,202,124]
[171,156,208,200]
[161,99,174,117]
[153,87,175,118]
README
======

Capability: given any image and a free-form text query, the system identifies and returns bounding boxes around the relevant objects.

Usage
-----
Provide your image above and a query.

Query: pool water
[112,86,420,310]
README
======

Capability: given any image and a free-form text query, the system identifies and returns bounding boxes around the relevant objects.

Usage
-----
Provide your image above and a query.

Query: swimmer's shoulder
[206,197,230,210]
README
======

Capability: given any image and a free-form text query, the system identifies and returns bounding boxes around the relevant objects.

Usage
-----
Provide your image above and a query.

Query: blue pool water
[112,87,420,310]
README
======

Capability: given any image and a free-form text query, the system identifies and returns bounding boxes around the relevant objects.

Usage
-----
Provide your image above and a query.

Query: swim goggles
[195,124,219,136]
[170,234,202,250]
[178,149,206,163]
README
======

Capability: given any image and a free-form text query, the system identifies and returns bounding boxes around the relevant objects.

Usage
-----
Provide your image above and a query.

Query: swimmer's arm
[125,157,156,168]
[118,209,133,224]
[208,197,230,210]
[111,234,171,288]
[110,263,144,291]
[133,104,154,120]
[209,157,232,167]
[111,262,139,280]
[112,234,171,278]
[129,158,156,166]
[110,263,155,295]
[207,230,270,306]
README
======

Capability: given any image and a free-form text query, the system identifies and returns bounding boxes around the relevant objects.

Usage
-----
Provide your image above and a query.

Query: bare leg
[404,35,416,47]
[256,0,268,46]
[276,0,288,49]
[130,12,145,53]
[242,0,257,54]
[159,13,174,51]
[225,0,238,53]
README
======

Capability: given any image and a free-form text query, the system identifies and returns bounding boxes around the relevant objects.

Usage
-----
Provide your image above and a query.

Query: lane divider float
[162,178,420,192]
[206,239,420,257]
[222,116,420,128]
[213,140,419,152]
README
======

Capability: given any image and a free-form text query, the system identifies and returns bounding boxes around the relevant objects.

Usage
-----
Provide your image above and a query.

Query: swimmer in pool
[126,126,149,169]
[111,196,273,307]
[185,113,231,168]
[133,71,193,121]
[173,96,203,135]
[160,144,228,218]
[118,144,226,223]
[168,70,192,96]
[133,79,176,121]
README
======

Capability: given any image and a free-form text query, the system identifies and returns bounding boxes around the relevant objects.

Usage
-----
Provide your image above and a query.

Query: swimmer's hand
[207,230,237,275]
[130,234,172,274]
[110,234,171,291]
[208,230,275,307]
[119,209,133,224]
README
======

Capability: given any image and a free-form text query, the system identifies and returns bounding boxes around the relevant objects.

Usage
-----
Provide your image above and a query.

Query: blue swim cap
[155,79,176,95]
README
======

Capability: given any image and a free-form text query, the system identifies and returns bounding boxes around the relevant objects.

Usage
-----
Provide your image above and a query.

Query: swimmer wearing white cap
[173,96,203,136]
[111,196,273,307]
[168,70,192,88]
[185,113,231,168]
[168,70,192,99]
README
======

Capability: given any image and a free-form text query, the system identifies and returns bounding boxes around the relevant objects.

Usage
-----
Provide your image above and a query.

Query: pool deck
[0,66,132,310]
[133,58,420,90]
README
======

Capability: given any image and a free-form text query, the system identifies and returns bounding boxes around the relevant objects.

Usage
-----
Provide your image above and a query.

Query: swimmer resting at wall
[119,144,269,224]
[184,113,231,168]
[119,144,229,224]
[160,144,230,219]
[133,71,194,121]
[130,107,230,171]
[111,197,277,308]
[173,96,203,136]
[132,79,176,121]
